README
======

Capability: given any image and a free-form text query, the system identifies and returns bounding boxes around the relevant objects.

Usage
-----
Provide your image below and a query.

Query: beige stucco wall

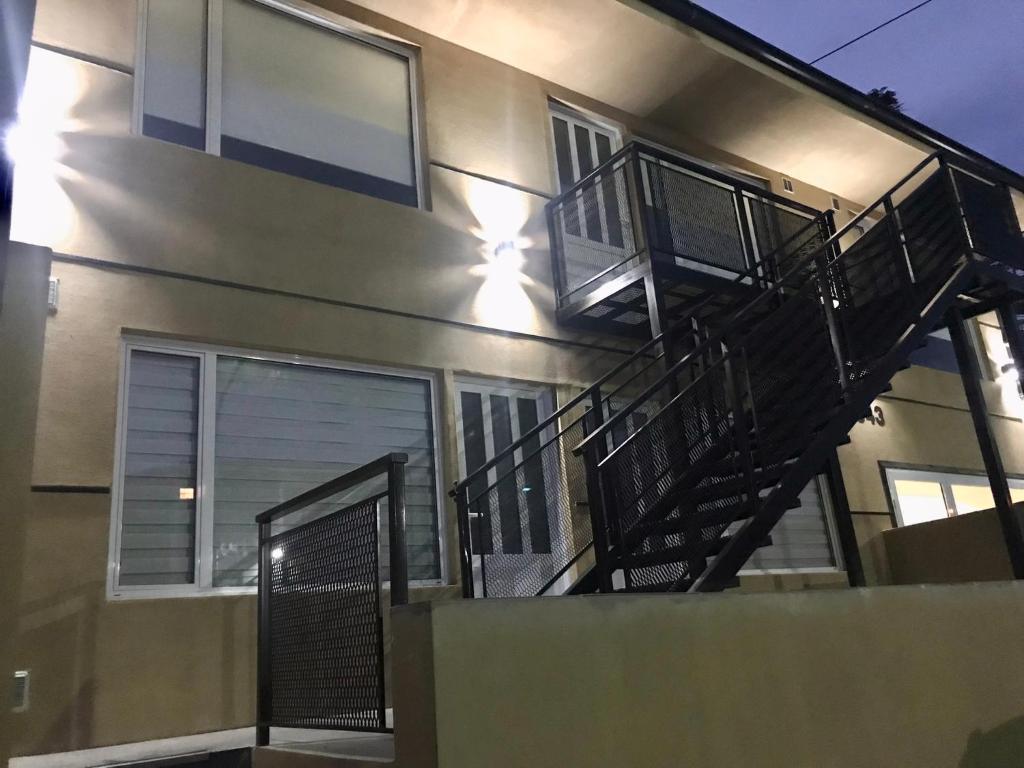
[392,584,1024,768]
[7,0,1022,758]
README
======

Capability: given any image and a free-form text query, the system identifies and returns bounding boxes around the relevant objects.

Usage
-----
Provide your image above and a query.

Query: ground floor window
[740,475,841,573]
[110,340,442,597]
[884,466,1024,527]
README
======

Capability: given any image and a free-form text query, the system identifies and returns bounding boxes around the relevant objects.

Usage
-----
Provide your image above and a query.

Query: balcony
[546,141,830,337]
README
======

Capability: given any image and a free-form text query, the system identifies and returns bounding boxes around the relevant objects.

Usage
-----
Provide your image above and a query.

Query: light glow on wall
[8,47,85,248]
[464,177,538,331]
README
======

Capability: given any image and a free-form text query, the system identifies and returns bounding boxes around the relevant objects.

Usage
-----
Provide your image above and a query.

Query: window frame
[132,0,427,208]
[108,337,448,600]
[882,462,1024,527]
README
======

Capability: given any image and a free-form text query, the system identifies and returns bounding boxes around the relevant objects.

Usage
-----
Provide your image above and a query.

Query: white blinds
[118,351,200,586]
[213,357,439,586]
[221,0,416,194]
[142,0,207,148]
[743,477,837,571]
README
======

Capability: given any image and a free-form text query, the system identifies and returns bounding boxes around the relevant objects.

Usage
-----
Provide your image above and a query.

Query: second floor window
[137,0,422,207]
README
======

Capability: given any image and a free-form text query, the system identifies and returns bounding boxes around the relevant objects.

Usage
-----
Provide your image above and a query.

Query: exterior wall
[7,0,1019,758]
[392,584,1024,768]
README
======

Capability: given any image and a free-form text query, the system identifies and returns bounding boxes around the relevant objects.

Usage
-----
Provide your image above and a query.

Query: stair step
[620,575,741,593]
[622,534,772,570]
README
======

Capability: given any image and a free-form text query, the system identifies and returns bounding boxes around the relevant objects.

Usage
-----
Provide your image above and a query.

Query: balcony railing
[546,141,826,316]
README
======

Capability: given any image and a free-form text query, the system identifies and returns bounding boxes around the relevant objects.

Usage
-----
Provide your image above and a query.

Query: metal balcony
[546,140,828,337]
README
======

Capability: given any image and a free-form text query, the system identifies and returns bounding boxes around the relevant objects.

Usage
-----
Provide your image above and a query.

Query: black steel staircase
[452,149,1024,598]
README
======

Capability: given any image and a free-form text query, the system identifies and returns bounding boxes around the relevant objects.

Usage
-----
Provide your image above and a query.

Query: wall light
[271,547,284,561]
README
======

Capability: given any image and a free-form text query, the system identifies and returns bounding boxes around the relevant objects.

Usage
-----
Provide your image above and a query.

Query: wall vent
[782,178,794,193]
[12,670,29,712]
[47,277,59,313]
[831,195,841,211]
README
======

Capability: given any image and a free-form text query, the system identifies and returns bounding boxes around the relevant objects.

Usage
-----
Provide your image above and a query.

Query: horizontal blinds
[221,0,416,202]
[142,0,207,149]
[744,477,836,571]
[119,351,200,586]
[213,357,439,586]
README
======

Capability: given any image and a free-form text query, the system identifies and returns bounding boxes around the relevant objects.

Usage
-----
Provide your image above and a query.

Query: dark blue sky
[696,0,1024,173]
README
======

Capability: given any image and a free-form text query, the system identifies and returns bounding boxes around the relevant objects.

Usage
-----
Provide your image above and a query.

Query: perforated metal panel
[954,169,1024,269]
[267,495,385,731]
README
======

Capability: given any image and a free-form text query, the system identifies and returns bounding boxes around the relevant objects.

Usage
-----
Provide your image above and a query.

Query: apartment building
[2,1,1024,766]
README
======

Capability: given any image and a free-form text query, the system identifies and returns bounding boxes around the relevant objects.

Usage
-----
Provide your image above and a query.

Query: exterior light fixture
[1001,362,1019,380]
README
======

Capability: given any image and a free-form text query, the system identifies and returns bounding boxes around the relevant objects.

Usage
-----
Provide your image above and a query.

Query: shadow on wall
[960,717,1024,767]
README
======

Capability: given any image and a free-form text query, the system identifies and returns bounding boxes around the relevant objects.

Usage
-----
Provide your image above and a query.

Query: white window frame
[108,337,447,600]
[738,474,846,576]
[884,465,1024,527]
[132,0,426,208]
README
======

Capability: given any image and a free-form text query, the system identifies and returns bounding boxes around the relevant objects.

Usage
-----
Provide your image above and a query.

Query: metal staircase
[452,151,1024,598]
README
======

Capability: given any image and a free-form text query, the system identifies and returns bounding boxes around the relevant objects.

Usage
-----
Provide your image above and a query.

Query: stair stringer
[690,257,978,592]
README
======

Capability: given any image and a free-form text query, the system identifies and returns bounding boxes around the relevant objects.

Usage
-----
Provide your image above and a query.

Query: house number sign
[859,403,886,427]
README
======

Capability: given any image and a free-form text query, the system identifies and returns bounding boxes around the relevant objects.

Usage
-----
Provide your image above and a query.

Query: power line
[810,0,939,65]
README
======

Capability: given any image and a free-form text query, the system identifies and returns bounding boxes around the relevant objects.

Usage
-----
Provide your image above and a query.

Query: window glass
[118,351,200,586]
[213,357,439,585]
[892,478,949,526]
[140,0,419,205]
[113,345,441,593]
[142,0,208,149]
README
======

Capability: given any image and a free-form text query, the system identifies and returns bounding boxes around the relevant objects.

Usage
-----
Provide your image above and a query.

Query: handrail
[450,206,830,497]
[256,452,408,524]
[573,152,942,458]
[549,139,822,219]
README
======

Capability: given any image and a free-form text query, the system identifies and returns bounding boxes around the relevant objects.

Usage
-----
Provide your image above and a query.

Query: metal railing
[546,140,822,309]
[255,453,408,745]
[452,199,832,599]
[572,154,1024,592]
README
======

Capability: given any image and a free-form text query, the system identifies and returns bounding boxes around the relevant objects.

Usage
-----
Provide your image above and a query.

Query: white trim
[130,0,148,136]
[108,337,448,600]
[132,0,426,208]
[205,0,223,155]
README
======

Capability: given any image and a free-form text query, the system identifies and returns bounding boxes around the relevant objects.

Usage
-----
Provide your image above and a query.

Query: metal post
[825,451,865,587]
[454,484,475,599]
[256,521,272,747]
[387,458,409,607]
[582,387,614,593]
[939,156,975,254]
[816,251,850,394]
[947,305,1024,579]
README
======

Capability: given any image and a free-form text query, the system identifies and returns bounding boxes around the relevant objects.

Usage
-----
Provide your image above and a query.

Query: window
[135,0,422,206]
[884,466,1024,527]
[740,475,842,573]
[110,341,443,596]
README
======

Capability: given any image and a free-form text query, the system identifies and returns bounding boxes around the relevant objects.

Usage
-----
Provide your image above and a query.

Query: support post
[582,388,614,593]
[997,300,1024,387]
[825,451,866,587]
[256,521,272,747]
[454,484,475,599]
[388,457,409,607]
[947,305,1024,579]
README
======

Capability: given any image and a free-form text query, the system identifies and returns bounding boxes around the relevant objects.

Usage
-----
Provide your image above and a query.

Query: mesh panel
[955,170,1024,268]
[268,495,384,731]
[551,161,639,301]
[747,198,829,279]
[643,158,749,273]
[899,173,962,297]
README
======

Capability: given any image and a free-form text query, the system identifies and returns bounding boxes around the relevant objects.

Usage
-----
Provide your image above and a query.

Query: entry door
[454,377,560,597]
[550,104,624,247]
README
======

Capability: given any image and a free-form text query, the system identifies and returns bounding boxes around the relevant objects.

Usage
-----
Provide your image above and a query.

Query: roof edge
[640,0,1024,191]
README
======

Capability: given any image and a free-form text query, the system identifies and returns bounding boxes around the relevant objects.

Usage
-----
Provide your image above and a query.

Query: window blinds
[213,357,439,586]
[743,478,836,571]
[118,351,200,586]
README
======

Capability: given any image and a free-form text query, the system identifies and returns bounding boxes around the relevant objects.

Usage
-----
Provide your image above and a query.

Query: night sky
[695,0,1024,174]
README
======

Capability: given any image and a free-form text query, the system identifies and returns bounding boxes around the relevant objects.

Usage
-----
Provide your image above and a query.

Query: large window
[884,466,1024,527]
[135,0,422,206]
[110,341,442,597]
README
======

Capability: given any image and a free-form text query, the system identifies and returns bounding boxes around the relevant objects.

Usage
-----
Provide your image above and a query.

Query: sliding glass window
[884,466,1024,527]
[136,0,422,206]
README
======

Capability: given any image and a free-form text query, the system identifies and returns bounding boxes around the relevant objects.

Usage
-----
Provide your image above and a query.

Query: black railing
[546,140,822,309]
[255,453,408,745]
[573,153,1024,592]
[452,197,832,599]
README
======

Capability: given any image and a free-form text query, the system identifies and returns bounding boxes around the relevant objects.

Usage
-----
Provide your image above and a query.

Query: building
[2,1,1024,766]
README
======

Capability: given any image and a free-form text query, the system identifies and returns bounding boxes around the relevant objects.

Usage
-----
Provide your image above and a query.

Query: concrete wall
[883,505,1024,585]
[393,584,1024,768]
[6,0,1022,758]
